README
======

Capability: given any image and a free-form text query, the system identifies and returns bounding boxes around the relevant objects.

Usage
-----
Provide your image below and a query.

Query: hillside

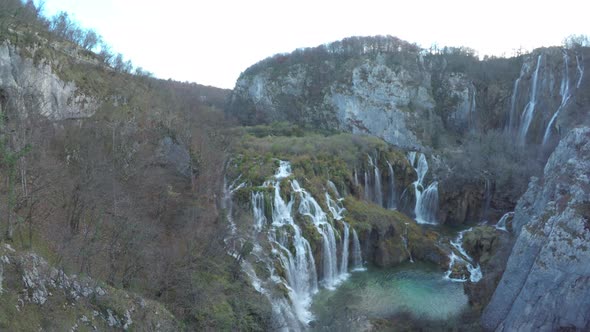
[0,2,273,330]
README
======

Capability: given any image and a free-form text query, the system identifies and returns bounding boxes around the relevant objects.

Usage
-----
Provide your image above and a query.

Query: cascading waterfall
[352,229,365,271]
[292,180,343,289]
[576,54,584,88]
[325,191,351,277]
[518,54,543,145]
[407,152,439,224]
[543,51,571,146]
[386,160,397,210]
[444,228,482,283]
[495,211,514,232]
[235,160,366,329]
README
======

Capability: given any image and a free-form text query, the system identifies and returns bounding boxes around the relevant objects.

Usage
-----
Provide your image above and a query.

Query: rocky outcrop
[156,136,192,178]
[0,244,179,331]
[481,127,590,331]
[0,42,98,120]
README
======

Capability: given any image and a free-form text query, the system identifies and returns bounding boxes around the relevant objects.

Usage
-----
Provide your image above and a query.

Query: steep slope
[0,243,178,331]
[481,127,590,331]
[0,5,272,330]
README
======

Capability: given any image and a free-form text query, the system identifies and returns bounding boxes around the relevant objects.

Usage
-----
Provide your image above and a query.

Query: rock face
[0,42,98,120]
[228,37,589,151]
[156,136,192,177]
[481,127,590,331]
[227,37,478,150]
[0,243,179,331]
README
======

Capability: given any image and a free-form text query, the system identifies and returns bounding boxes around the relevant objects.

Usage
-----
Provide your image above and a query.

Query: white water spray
[543,51,571,146]
[444,228,482,283]
[407,152,439,224]
[518,54,543,145]
[495,211,514,232]
[352,229,365,271]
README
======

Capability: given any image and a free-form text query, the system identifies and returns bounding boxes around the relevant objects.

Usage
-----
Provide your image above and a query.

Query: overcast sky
[42,0,589,89]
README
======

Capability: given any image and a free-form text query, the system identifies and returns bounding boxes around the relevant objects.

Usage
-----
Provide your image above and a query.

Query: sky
[41,0,590,89]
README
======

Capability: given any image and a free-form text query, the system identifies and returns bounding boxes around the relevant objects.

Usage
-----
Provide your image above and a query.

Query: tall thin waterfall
[340,222,350,275]
[507,66,526,133]
[401,222,414,263]
[543,51,571,145]
[518,54,543,145]
[576,54,584,88]
[292,180,342,289]
[325,191,351,277]
[386,160,397,210]
[252,191,267,231]
[366,155,383,207]
[444,228,482,283]
[364,170,370,202]
[407,152,439,224]
[352,229,365,271]
[469,88,477,129]
[373,162,383,207]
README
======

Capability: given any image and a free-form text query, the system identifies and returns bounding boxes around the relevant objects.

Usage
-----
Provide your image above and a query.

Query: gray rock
[0,42,98,120]
[156,136,192,177]
[481,127,590,331]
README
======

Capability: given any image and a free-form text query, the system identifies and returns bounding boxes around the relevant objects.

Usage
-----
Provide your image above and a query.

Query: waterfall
[543,51,571,146]
[352,229,365,271]
[495,211,514,232]
[407,152,438,224]
[414,181,439,225]
[243,162,318,329]
[252,191,267,231]
[444,228,482,283]
[386,160,397,210]
[507,65,527,133]
[481,178,492,222]
[576,54,584,88]
[518,54,543,146]
[470,87,477,129]
[237,161,366,329]
[327,180,341,198]
[364,170,370,202]
[292,180,346,289]
[353,168,359,187]
[340,222,350,275]
[374,161,383,207]
[401,222,414,263]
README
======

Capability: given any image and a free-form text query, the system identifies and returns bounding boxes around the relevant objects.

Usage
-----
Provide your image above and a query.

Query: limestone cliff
[481,127,590,331]
[0,42,98,120]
